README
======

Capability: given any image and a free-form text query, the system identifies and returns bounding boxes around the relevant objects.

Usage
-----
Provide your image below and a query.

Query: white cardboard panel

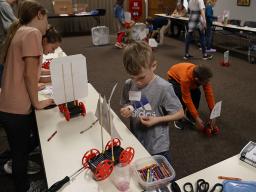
[50,54,88,104]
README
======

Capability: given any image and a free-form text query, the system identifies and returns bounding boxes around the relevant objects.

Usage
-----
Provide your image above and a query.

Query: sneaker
[27,180,47,192]
[202,54,213,60]
[114,42,123,49]
[183,54,193,60]
[29,146,41,156]
[4,160,41,175]
[174,120,185,130]
[206,48,216,53]
[184,115,196,126]
[121,42,127,48]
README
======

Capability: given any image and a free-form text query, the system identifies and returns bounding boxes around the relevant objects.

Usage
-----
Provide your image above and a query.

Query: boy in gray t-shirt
[120,41,184,162]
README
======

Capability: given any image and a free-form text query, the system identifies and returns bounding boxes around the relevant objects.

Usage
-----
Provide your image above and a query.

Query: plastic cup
[111,164,131,192]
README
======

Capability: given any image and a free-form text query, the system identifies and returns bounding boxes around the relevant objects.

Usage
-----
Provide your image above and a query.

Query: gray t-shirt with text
[121,75,182,154]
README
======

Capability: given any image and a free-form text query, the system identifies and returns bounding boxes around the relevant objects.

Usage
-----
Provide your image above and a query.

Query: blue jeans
[206,24,213,50]
[185,29,206,55]
[153,150,172,164]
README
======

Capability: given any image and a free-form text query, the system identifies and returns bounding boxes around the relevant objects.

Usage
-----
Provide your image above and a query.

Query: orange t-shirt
[0,26,42,114]
[167,63,215,119]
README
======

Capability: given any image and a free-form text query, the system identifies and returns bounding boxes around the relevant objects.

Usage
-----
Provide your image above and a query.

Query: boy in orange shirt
[167,63,216,130]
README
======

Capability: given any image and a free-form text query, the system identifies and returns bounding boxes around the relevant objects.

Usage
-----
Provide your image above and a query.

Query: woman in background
[171,1,187,38]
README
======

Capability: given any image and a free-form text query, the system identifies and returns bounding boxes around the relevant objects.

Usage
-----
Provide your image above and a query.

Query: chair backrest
[243,21,256,28]
[228,19,241,26]
[96,9,106,16]
[152,17,168,30]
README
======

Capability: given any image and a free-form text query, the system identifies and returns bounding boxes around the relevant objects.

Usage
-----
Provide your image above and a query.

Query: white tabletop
[155,13,189,22]
[176,154,256,189]
[36,83,150,191]
[213,21,256,33]
[155,13,256,33]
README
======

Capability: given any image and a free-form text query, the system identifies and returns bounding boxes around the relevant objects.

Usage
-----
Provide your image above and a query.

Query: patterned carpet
[0,34,255,191]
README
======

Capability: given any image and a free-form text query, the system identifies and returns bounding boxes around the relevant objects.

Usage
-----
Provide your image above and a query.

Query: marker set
[137,163,171,182]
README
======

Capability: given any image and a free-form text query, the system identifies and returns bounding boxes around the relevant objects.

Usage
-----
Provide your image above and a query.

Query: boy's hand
[38,83,46,91]
[120,106,133,118]
[36,99,55,110]
[140,116,159,127]
[209,118,216,129]
[195,116,204,130]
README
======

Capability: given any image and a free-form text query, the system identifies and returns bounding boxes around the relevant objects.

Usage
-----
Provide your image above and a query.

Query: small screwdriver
[47,167,84,192]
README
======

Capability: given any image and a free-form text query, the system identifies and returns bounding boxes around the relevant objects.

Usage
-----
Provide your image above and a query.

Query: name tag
[129,91,141,101]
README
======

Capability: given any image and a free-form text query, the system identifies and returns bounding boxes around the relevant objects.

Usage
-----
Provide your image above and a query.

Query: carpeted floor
[0,34,255,191]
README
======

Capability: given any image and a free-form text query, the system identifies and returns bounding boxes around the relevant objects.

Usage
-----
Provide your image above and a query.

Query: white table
[155,13,189,22]
[155,13,256,33]
[176,154,256,190]
[36,83,150,191]
[213,21,256,33]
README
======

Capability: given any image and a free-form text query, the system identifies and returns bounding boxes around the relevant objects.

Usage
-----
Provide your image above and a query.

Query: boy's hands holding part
[140,116,160,127]
[120,105,133,118]
[195,116,205,130]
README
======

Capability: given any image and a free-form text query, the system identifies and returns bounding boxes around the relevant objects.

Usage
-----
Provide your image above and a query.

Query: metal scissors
[171,181,181,192]
[209,183,223,192]
[183,179,209,192]
[183,182,195,192]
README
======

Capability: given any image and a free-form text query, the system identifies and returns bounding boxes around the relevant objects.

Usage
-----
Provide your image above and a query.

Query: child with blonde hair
[120,41,184,162]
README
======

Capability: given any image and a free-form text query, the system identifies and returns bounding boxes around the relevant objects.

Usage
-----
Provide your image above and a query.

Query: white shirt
[188,0,205,11]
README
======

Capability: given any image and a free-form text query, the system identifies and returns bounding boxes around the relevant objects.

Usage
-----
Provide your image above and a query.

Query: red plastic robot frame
[42,59,52,70]
[203,121,220,137]
[58,100,86,121]
[82,138,135,181]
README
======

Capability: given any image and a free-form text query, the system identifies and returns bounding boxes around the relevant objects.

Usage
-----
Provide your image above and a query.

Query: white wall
[214,0,256,25]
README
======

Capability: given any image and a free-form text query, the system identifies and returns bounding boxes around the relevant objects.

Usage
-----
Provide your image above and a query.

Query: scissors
[183,179,209,192]
[209,183,223,192]
[171,181,181,192]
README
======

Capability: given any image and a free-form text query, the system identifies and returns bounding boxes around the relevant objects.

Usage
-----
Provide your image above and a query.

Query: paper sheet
[95,83,122,140]
[38,85,53,98]
[50,54,88,105]
[95,97,111,135]
[210,101,222,119]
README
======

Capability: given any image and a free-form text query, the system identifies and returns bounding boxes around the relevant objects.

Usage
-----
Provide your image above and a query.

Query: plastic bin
[131,155,175,190]
[131,23,148,41]
[91,26,109,46]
